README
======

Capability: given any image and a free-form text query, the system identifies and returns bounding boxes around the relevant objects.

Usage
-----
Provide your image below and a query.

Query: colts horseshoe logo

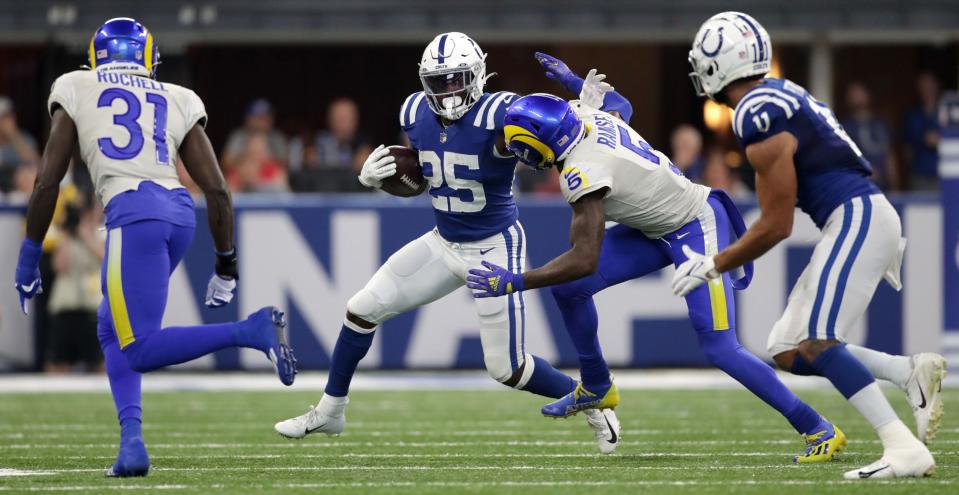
[700,27,724,57]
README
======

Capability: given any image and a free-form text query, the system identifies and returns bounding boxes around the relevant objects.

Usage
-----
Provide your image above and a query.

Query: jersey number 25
[97,88,170,165]
[420,151,486,213]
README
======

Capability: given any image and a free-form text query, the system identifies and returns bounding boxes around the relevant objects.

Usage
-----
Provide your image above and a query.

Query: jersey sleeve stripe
[408,92,426,125]
[740,88,801,110]
[472,93,495,127]
[400,92,424,127]
[734,95,798,137]
[485,92,516,130]
[399,93,416,126]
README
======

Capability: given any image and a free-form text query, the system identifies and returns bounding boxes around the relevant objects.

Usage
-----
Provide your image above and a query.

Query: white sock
[846,345,913,388]
[876,420,923,451]
[319,394,349,413]
[848,382,898,430]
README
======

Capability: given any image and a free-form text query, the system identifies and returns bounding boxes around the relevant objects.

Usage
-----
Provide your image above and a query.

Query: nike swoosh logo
[917,384,927,409]
[19,280,38,292]
[603,414,618,444]
[675,232,691,240]
[859,464,891,478]
[479,247,495,255]
[305,422,327,434]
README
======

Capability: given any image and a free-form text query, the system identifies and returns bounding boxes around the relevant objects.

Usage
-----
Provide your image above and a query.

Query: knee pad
[121,341,151,374]
[345,272,402,328]
[484,352,516,384]
[698,330,739,367]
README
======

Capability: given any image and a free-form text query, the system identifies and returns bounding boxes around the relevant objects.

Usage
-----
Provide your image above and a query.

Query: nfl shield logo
[439,132,447,143]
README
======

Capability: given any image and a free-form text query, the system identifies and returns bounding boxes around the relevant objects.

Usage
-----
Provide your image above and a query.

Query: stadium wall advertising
[0,195,952,370]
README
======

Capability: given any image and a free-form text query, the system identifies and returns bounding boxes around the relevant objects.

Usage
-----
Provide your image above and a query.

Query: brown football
[380,146,428,197]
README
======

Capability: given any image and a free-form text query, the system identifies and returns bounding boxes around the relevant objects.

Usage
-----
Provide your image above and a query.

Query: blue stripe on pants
[826,196,872,339]
[503,226,518,371]
[514,221,526,359]
[808,200,854,340]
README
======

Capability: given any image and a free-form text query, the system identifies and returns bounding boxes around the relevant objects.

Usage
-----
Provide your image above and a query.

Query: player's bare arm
[180,123,235,255]
[467,188,607,297]
[712,132,798,273]
[24,108,76,242]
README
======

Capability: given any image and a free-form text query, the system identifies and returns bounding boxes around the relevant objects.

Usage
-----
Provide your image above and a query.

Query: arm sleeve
[560,162,612,204]
[733,98,795,148]
[182,90,208,134]
[489,92,518,132]
[47,74,77,119]
[559,74,634,123]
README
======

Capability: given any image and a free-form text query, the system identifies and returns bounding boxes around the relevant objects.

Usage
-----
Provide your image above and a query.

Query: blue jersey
[733,78,879,228]
[400,90,518,242]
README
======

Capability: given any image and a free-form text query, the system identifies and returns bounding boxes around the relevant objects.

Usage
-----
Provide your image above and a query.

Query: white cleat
[274,396,347,439]
[843,447,936,480]
[904,353,947,443]
[584,408,620,455]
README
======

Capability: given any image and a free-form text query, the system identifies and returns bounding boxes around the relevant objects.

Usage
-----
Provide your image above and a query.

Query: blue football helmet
[88,18,159,78]
[504,93,584,170]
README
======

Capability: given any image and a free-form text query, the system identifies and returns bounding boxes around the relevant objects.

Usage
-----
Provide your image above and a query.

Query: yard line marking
[0,469,56,477]
[0,485,188,492]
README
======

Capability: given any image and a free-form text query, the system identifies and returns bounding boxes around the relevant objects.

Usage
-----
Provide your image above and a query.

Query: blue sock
[97,313,142,428]
[120,417,142,441]
[122,322,236,373]
[518,355,577,399]
[325,324,375,397]
[810,343,874,399]
[698,331,822,435]
[791,354,817,376]
[551,285,611,389]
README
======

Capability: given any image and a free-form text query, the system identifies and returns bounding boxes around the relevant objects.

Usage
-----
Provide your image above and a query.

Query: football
[380,146,428,197]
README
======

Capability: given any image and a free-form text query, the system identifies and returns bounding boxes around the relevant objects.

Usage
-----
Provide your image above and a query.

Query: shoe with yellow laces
[794,420,847,464]
[541,381,620,418]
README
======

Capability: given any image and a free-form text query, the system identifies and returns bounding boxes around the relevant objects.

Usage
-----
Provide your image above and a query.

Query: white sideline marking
[0,486,187,491]
[4,369,954,393]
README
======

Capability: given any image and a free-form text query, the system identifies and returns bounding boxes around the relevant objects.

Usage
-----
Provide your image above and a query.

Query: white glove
[205,274,236,308]
[579,69,614,110]
[358,144,397,188]
[671,245,720,297]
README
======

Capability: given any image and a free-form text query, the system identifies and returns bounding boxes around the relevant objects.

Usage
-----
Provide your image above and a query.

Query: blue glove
[534,52,584,94]
[466,261,525,298]
[14,238,43,315]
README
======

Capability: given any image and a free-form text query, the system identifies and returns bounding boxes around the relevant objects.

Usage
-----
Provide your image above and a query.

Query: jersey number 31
[97,88,170,165]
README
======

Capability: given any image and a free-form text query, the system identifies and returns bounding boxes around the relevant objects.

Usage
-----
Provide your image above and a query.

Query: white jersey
[558,101,710,239]
[48,67,207,207]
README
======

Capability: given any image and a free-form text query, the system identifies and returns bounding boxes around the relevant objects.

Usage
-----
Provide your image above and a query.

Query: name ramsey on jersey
[400,90,517,242]
[48,66,206,228]
[733,78,879,228]
[558,101,710,239]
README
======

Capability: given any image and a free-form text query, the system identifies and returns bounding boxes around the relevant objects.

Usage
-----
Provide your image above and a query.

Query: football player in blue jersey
[274,32,631,454]
[679,12,941,478]
[13,18,297,477]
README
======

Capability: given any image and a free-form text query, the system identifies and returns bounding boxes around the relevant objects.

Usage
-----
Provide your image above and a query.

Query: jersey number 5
[97,88,170,165]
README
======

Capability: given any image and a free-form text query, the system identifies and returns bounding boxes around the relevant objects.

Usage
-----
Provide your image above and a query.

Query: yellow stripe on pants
[107,228,136,348]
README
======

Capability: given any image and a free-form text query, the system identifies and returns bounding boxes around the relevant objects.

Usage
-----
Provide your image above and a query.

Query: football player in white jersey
[274,33,633,454]
[678,12,940,478]
[14,18,296,477]
[469,89,846,463]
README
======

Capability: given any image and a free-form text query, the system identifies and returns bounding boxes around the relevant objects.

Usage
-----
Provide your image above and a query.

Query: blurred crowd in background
[0,69,949,372]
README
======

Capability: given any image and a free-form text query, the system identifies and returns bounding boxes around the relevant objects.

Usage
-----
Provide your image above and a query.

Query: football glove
[466,261,525,298]
[671,245,720,297]
[534,52,580,92]
[580,69,614,110]
[14,238,43,315]
[206,249,238,308]
[358,144,397,188]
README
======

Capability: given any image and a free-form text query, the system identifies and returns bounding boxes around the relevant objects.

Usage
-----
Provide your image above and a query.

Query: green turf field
[0,386,955,494]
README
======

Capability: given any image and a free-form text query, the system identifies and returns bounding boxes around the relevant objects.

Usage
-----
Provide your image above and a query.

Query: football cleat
[541,382,620,418]
[105,437,150,477]
[584,409,620,455]
[843,447,936,479]
[794,421,846,464]
[904,353,946,444]
[247,307,298,386]
[275,397,347,439]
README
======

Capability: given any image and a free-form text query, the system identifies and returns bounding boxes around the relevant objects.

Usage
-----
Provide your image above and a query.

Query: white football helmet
[688,12,772,99]
[419,32,489,120]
